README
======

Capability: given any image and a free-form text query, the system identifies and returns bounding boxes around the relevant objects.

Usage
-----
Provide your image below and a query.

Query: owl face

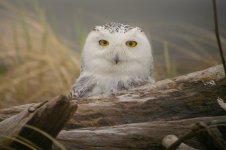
[81,23,153,78]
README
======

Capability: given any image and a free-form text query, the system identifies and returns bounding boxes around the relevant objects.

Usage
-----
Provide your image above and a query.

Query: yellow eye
[99,40,109,46]
[126,41,137,47]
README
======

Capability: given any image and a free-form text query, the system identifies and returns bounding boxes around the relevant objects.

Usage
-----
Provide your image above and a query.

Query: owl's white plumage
[69,22,154,98]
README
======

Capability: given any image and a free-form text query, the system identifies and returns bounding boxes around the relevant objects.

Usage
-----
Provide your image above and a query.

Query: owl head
[81,22,153,79]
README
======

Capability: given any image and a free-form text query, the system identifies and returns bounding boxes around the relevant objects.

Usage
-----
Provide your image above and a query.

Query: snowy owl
[68,22,154,98]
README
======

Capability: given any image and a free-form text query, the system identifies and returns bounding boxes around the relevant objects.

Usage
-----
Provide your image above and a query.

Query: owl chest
[87,76,149,97]
[91,78,124,95]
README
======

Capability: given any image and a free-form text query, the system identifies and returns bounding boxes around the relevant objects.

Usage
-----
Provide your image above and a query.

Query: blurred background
[0,0,225,107]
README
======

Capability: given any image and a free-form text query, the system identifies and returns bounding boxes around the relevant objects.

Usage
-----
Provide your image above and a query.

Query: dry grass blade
[24,125,67,150]
[0,135,37,150]
[0,1,80,107]
[212,0,226,74]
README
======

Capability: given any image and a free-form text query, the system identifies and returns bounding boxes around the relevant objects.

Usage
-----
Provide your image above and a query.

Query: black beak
[114,54,119,64]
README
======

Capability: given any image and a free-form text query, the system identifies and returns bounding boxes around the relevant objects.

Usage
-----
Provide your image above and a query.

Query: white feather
[69,23,154,98]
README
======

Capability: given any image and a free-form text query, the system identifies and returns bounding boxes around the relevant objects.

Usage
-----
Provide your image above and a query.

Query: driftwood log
[0,95,77,150]
[56,116,226,150]
[0,65,225,149]
[0,65,225,128]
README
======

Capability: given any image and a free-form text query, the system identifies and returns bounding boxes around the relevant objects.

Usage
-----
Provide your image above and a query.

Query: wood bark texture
[0,95,77,150]
[0,65,225,150]
[55,116,226,150]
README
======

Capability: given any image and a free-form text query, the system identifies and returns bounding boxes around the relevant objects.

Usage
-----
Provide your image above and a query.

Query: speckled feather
[94,22,142,33]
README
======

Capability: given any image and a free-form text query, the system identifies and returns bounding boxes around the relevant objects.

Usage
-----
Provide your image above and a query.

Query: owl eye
[126,41,137,47]
[99,40,109,46]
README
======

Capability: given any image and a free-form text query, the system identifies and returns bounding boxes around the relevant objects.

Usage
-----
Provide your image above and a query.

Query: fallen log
[0,95,77,150]
[0,65,225,150]
[66,65,226,128]
[0,65,225,129]
[55,115,226,150]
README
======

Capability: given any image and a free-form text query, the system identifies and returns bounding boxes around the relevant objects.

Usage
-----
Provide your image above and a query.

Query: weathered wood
[68,65,226,128]
[0,95,77,150]
[162,135,198,150]
[55,116,226,150]
[0,65,225,130]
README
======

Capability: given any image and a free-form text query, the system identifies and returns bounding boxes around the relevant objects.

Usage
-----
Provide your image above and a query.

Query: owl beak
[114,54,119,64]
